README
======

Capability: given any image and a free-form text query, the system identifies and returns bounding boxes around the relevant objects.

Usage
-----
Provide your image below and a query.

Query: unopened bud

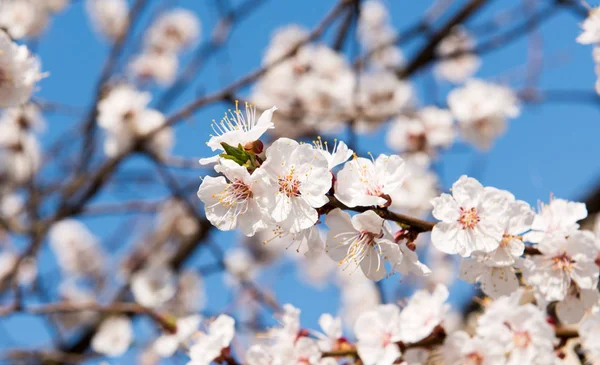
[244,140,264,154]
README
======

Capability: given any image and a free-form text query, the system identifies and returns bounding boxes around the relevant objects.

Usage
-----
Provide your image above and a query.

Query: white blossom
[335,153,407,208]
[315,313,343,352]
[577,7,600,44]
[354,304,402,365]
[338,271,381,329]
[0,0,49,39]
[475,290,558,365]
[580,309,600,359]
[197,159,270,236]
[355,72,414,128]
[97,84,173,158]
[187,315,235,365]
[459,256,520,299]
[0,104,45,132]
[263,25,309,65]
[441,331,504,365]
[145,8,201,53]
[128,51,178,86]
[166,270,206,316]
[522,230,599,321]
[447,79,520,150]
[325,209,402,281]
[431,175,511,257]
[86,0,129,40]
[91,316,133,357]
[386,106,455,155]
[260,138,331,233]
[131,264,177,308]
[0,30,43,108]
[199,103,277,165]
[389,154,439,218]
[0,123,41,183]
[458,195,533,298]
[398,284,450,343]
[435,28,480,83]
[524,197,587,243]
[48,219,106,280]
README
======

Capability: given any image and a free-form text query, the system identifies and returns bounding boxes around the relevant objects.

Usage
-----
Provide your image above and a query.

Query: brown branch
[323,196,436,233]
[397,0,490,78]
[1,301,177,334]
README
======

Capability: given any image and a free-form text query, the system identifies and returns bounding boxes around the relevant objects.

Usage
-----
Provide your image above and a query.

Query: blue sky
[3,0,600,362]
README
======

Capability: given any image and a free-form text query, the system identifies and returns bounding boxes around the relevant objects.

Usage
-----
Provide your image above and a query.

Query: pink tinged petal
[451,175,484,208]
[352,210,385,234]
[480,267,519,299]
[431,193,460,222]
[431,222,460,255]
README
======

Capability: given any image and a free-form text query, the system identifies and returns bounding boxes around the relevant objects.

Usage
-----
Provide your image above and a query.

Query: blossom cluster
[252,0,517,156]
[0,0,68,39]
[1,1,600,364]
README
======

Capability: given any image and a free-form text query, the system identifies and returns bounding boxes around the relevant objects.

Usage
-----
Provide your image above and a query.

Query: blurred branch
[77,0,151,172]
[398,0,490,78]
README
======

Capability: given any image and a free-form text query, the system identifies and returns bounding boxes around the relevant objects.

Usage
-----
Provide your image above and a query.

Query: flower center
[465,352,484,365]
[366,184,383,197]
[512,331,531,349]
[500,233,515,247]
[551,251,574,272]
[214,179,252,209]
[278,170,301,198]
[382,332,393,347]
[358,230,378,246]
[165,25,185,43]
[458,207,480,229]
[407,132,427,151]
